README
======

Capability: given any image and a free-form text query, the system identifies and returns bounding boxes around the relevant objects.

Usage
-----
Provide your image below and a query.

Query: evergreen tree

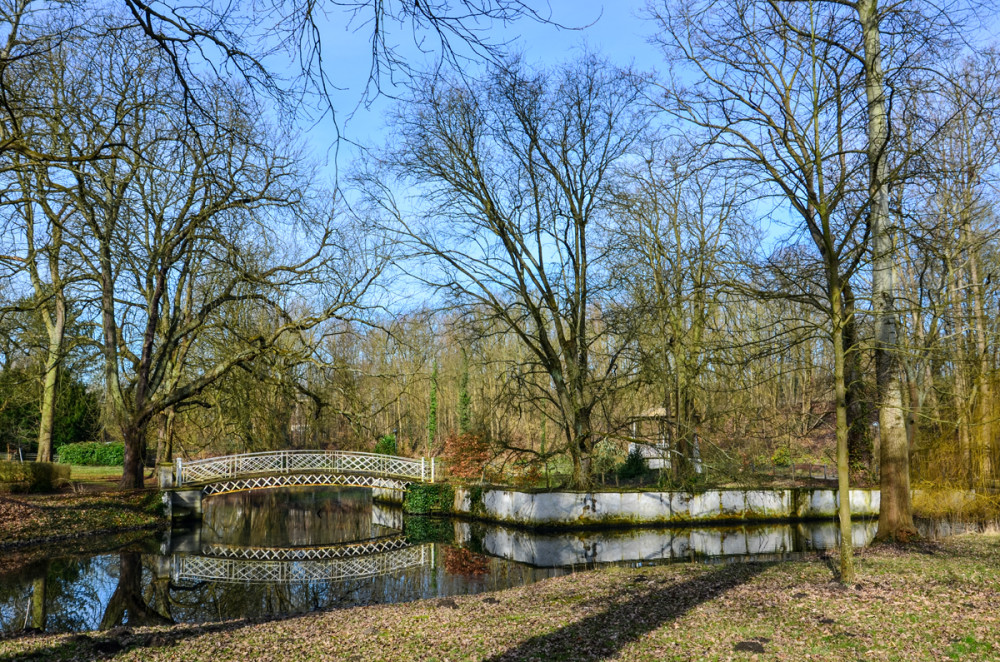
[427,361,439,455]
[458,354,472,434]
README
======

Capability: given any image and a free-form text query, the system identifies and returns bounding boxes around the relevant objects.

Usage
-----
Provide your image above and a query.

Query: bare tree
[0,0,561,165]
[362,56,649,488]
[608,147,736,480]
[650,0,875,580]
[53,33,382,487]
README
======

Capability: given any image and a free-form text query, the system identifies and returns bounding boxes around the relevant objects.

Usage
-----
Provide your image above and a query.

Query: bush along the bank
[0,461,71,493]
[404,482,455,515]
[374,434,397,455]
[57,441,125,466]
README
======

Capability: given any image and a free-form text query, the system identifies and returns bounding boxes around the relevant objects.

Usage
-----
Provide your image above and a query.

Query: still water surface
[0,487,968,636]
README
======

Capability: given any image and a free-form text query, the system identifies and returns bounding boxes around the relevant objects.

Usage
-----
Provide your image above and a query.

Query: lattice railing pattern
[173,544,432,584]
[202,473,410,495]
[201,535,411,561]
[177,450,428,487]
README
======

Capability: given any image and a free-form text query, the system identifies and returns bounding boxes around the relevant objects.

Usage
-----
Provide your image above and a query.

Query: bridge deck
[171,450,435,490]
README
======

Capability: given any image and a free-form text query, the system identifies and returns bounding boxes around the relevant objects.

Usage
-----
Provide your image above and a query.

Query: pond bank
[404,485,884,527]
[404,484,987,528]
[0,491,166,550]
[2,532,996,661]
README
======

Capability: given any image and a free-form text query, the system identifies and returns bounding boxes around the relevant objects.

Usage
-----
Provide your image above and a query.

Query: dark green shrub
[56,441,125,466]
[617,446,648,480]
[0,461,71,493]
[404,482,455,514]
[374,434,397,455]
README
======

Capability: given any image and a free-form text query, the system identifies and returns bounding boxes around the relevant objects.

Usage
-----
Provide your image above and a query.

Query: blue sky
[298,1,663,177]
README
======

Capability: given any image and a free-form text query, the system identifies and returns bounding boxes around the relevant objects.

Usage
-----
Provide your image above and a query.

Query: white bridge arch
[170,542,434,584]
[171,450,435,495]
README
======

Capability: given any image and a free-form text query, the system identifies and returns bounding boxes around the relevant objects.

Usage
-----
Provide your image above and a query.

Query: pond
[0,487,973,636]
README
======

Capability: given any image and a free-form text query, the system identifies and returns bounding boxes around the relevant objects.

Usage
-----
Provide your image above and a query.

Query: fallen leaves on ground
[0,491,164,550]
[1,532,997,661]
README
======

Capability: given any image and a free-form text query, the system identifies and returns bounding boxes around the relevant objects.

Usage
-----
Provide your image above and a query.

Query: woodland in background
[1,0,999,554]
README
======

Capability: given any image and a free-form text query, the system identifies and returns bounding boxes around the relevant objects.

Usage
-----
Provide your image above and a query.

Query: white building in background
[627,407,703,473]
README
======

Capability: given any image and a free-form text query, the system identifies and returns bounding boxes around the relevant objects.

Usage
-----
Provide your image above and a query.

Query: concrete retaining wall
[450,487,881,527]
[372,487,404,505]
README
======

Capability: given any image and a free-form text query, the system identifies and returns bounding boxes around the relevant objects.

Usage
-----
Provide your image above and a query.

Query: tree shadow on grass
[486,561,773,662]
[1,618,272,662]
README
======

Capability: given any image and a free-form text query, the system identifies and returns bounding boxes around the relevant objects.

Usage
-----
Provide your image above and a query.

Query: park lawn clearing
[0,532,997,661]
[68,464,124,485]
[0,491,164,549]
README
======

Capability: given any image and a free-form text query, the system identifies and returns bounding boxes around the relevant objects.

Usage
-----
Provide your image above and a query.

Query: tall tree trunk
[155,406,176,465]
[945,250,973,485]
[30,573,47,631]
[857,0,916,541]
[36,291,66,463]
[35,339,61,463]
[843,285,873,473]
[963,217,991,483]
[832,283,855,583]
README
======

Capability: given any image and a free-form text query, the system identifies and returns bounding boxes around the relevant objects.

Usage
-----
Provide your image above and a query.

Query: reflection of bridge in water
[165,541,434,584]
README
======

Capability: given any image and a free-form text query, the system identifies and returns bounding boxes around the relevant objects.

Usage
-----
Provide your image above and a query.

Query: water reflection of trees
[0,555,119,635]
[100,553,173,630]
[201,488,395,547]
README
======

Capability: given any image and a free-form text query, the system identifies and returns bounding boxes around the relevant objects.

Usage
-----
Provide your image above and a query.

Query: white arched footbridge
[169,450,436,494]
[160,450,436,518]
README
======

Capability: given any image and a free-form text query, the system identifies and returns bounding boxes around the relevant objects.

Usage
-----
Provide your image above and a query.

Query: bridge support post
[164,488,203,520]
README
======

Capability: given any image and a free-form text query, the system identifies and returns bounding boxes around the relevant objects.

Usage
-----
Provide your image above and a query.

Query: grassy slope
[1,534,997,661]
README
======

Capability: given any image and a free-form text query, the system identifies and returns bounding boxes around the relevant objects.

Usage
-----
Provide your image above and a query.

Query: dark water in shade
[0,487,982,636]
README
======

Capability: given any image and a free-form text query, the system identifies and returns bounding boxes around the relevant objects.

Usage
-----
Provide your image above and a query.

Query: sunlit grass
[68,465,123,481]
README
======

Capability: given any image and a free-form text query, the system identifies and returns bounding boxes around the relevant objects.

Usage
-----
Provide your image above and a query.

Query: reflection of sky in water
[0,487,982,636]
[0,555,120,635]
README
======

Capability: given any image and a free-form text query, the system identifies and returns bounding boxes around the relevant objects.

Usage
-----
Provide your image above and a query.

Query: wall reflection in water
[0,487,973,637]
[462,519,880,568]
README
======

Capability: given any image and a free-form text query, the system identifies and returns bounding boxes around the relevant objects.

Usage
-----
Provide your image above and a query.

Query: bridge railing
[175,450,433,487]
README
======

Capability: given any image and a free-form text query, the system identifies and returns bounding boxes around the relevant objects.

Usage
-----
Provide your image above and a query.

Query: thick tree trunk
[857,0,916,542]
[568,407,594,489]
[36,296,66,463]
[120,426,146,489]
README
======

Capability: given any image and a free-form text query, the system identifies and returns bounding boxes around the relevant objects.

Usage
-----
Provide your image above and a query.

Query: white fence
[175,450,434,487]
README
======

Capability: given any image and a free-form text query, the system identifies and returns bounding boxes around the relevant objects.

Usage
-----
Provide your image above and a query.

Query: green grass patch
[948,635,995,659]
[69,464,124,481]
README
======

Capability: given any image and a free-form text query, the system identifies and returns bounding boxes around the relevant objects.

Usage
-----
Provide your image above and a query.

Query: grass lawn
[67,464,124,483]
[1,533,997,661]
